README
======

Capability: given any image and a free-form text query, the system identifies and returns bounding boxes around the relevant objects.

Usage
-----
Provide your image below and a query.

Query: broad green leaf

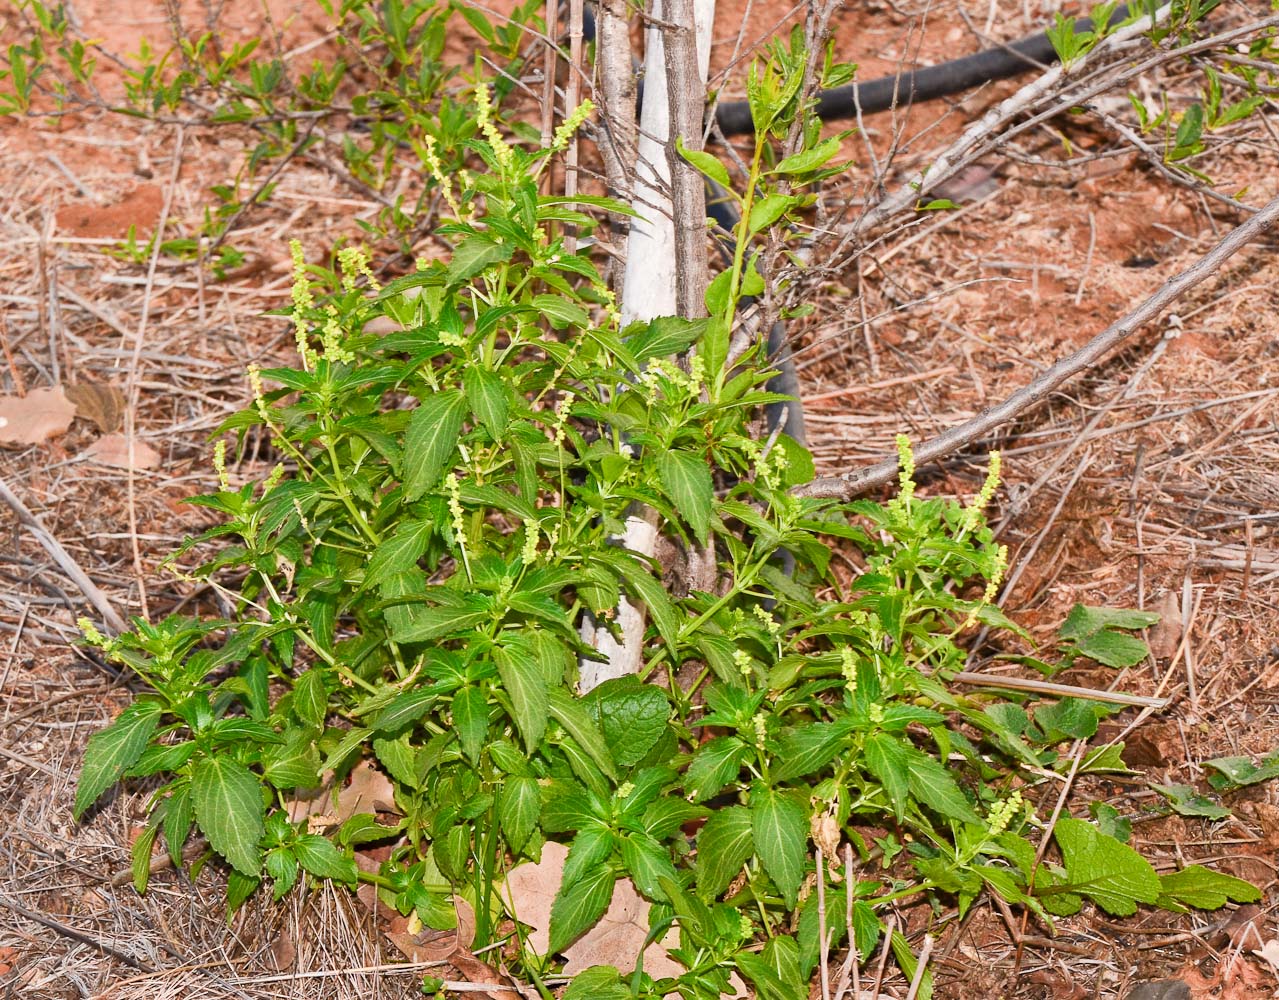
[772,722,849,782]
[863,733,910,821]
[770,136,841,176]
[747,193,799,236]
[495,643,548,753]
[162,783,193,868]
[657,449,713,544]
[373,734,419,790]
[75,699,163,819]
[627,316,706,363]
[620,832,679,902]
[291,669,327,728]
[585,676,669,767]
[388,604,491,644]
[1053,817,1160,916]
[190,754,265,876]
[1060,604,1159,640]
[1152,783,1230,820]
[293,834,358,882]
[371,689,438,733]
[1204,752,1279,789]
[451,686,489,764]
[463,366,508,437]
[363,520,433,592]
[131,821,159,894]
[562,966,631,1000]
[904,746,979,824]
[695,805,754,901]
[1074,630,1150,668]
[1035,698,1100,741]
[547,687,618,781]
[752,785,806,908]
[531,293,589,330]
[549,863,615,954]
[447,235,513,284]
[685,736,749,803]
[266,847,300,899]
[499,775,540,853]
[676,136,734,191]
[1156,864,1260,911]
[403,390,467,501]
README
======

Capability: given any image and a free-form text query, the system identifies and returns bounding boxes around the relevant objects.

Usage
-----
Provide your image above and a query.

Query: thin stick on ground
[0,473,127,633]
[796,191,1279,500]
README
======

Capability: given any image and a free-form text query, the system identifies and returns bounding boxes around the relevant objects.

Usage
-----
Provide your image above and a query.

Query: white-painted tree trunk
[580,0,715,693]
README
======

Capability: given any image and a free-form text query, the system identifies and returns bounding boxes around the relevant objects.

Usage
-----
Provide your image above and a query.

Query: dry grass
[1,1,1278,997]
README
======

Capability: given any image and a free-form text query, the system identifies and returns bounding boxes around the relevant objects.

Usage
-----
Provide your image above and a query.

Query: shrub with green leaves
[72,60,1261,1000]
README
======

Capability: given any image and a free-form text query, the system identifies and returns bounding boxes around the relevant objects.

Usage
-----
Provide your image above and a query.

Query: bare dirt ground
[1,0,1278,998]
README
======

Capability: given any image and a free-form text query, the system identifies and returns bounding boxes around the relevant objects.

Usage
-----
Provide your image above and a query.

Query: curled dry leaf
[80,433,161,470]
[336,760,399,821]
[1147,590,1183,661]
[386,896,475,964]
[1253,939,1279,977]
[65,382,126,433]
[0,386,76,445]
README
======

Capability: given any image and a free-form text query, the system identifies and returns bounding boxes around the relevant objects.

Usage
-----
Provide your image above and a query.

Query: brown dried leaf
[503,843,744,994]
[1253,939,1279,976]
[80,433,161,470]
[0,386,75,445]
[268,925,296,971]
[1147,591,1183,661]
[65,382,126,433]
[385,896,475,964]
[336,760,399,821]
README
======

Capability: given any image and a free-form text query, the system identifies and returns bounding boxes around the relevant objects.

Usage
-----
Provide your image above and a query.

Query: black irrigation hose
[585,3,1133,448]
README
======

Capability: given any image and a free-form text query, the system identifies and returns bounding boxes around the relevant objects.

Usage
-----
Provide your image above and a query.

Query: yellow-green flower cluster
[638,358,701,404]
[78,616,114,652]
[521,517,540,564]
[552,391,575,446]
[320,307,355,364]
[420,133,464,219]
[213,439,229,491]
[752,604,782,642]
[985,790,1023,838]
[289,240,317,371]
[247,363,270,422]
[337,246,381,294]
[445,472,472,577]
[475,82,516,175]
[551,98,595,152]
[752,713,767,746]
[840,645,857,690]
[964,450,1002,532]
[734,648,753,679]
[261,462,286,496]
[895,434,916,506]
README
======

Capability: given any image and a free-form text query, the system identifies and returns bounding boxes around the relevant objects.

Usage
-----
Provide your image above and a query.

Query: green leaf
[1035,698,1100,741]
[266,847,300,899]
[1053,817,1160,916]
[293,834,358,882]
[190,754,265,876]
[1157,865,1260,912]
[499,775,540,853]
[752,785,806,908]
[373,733,419,790]
[747,193,799,236]
[162,783,193,868]
[463,366,509,437]
[685,736,749,803]
[585,676,669,768]
[131,821,160,893]
[371,689,438,733]
[904,746,980,824]
[547,687,618,781]
[772,723,849,782]
[1060,604,1159,640]
[627,316,706,363]
[1204,752,1279,789]
[549,863,615,954]
[291,669,328,728]
[863,733,910,821]
[770,137,841,176]
[620,832,679,902]
[1152,783,1230,820]
[676,136,734,191]
[451,686,489,765]
[695,805,754,901]
[1073,630,1150,668]
[495,643,548,753]
[656,449,713,545]
[531,293,589,330]
[562,966,631,1000]
[75,700,163,819]
[365,520,433,592]
[447,235,513,284]
[403,390,467,501]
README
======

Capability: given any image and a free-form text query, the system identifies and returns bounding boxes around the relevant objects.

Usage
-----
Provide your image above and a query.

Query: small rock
[1124,979,1190,1000]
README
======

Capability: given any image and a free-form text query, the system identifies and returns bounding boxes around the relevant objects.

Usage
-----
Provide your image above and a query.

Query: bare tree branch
[795,192,1279,500]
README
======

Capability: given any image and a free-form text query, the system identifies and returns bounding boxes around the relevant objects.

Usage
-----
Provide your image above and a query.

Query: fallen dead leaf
[268,925,296,971]
[503,841,744,994]
[80,433,161,470]
[0,386,76,445]
[1147,590,1183,661]
[336,760,399,821]
[386,895,476,964]
[1252,939,1279,977]
[65,382,126,433]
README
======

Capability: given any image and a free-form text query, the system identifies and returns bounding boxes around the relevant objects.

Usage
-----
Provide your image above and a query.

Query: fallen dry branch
[796,191,1279,499]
